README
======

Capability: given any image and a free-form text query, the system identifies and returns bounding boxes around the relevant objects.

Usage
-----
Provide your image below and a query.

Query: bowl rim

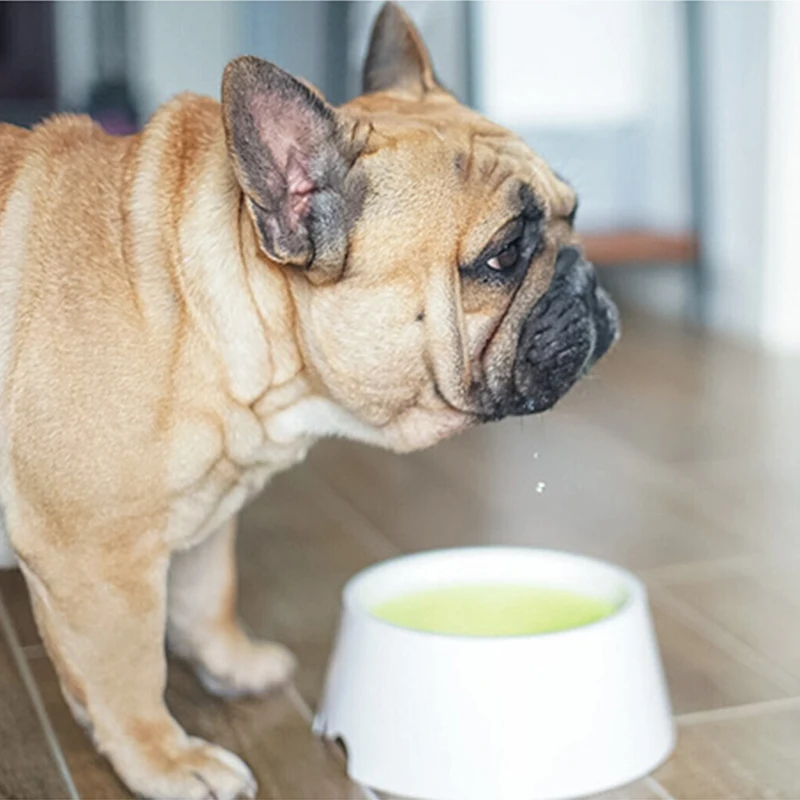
[341,546,645,643]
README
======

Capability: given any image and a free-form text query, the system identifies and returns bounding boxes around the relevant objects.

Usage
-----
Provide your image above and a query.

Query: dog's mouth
[480,246,619,420]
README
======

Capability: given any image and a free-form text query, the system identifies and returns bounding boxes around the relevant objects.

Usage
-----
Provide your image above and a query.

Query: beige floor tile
[654,705,800,799]
[659,558,800,686]
[166,661,364,800]
[650,597,796,715]
[0,569,40,648]
[27,654,131,800]
[308,410,756,571]
[25,650,365,800]
[236,465,385,706]
[566,316,800,467]
[685,456,800,552]
[0,602,71,799]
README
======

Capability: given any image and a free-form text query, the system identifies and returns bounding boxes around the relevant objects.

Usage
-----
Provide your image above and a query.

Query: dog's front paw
[122,737,256,800]
[194,634,297,698]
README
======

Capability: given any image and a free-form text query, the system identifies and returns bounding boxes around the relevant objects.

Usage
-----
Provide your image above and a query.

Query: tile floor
[1,312,799,799]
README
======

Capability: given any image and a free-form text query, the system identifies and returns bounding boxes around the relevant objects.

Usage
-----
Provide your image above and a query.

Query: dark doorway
[0,1,57,125]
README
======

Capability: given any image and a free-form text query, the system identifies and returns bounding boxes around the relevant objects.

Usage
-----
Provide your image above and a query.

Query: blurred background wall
[1,1,798,351]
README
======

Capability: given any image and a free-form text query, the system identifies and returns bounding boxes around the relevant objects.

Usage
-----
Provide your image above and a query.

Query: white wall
[701,1,771,341]
[55,2,335,120]
[475,1,691,235]
[480,2,647,128]
[127,2,241,119]
[240,2,330,95]
[760,1,800,350]
[53,1,95,110]
[475,0,800,351]
[347,1,470,101]
[604,2,692,321]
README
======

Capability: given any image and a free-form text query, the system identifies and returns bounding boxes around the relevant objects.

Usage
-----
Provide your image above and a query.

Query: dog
[0,4,618,797]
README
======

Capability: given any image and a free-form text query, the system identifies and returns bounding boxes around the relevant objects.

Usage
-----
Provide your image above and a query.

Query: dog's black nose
[508,246,619,415]
[590,286,620,365]
[551,247,619,362]
[555,246,595,293]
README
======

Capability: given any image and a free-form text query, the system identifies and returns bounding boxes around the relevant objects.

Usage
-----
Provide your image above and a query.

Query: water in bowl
[371,583,617,636]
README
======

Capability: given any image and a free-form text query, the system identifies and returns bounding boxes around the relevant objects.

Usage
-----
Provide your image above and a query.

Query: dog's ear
[363,2,438,96]
[222,56,360,283]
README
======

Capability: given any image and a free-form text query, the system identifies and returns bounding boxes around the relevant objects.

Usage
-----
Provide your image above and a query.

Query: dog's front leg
[167,517,295,697]
[16,519,256,800]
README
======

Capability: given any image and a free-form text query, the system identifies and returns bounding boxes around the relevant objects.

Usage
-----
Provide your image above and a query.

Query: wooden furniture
[582,231,699,269]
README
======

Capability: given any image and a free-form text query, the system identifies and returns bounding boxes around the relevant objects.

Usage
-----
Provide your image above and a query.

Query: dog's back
[0,117,135,568]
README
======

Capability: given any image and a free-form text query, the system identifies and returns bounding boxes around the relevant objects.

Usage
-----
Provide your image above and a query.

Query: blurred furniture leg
[574,4,709,328]
[685,0,709,326]
[88,0,138,133]
[324,1,352,106]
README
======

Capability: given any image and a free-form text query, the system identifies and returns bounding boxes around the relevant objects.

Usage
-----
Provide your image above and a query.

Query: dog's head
[222,2,619,451]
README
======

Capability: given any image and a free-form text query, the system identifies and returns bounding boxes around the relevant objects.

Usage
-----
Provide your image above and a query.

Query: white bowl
[313,547,675,800]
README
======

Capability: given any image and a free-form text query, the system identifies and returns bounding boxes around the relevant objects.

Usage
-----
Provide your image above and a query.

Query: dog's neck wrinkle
[159,96,348,450]
[234,191,315,396]
[162,103,300,410]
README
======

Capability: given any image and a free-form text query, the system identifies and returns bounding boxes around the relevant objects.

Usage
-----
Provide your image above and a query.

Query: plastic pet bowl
[313,547,675,800]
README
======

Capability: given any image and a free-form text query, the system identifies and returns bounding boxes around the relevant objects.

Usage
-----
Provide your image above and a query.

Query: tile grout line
[0,593,80,800]
[642,549,800,586]
[285,685,374,800]
[285,683,315,726]
[555,408,793,559]
[644,775,676,800]
[668,467,799,554]
[305,466,403,560]
[23,642,47,659]
[676,694,800,727]
[307,432,776,595]
[296,470,407,799]
[640,553,773,586]
[653,585,800,694]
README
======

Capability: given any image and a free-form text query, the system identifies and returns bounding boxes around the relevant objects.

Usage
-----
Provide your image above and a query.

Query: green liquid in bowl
[371,583,617,636]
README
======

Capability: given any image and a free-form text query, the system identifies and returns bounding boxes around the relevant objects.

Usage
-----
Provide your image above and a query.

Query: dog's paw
[195,635,296,698]
[125,738,256,800]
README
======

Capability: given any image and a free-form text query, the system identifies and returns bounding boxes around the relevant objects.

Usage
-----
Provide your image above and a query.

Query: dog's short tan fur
[0,6,585,798]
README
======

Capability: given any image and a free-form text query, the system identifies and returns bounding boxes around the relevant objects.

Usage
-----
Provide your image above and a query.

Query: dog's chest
[164,407,313,550]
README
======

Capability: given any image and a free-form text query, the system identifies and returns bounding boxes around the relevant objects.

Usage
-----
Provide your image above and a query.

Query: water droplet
[533,452,539,460]
[536,481,546,493]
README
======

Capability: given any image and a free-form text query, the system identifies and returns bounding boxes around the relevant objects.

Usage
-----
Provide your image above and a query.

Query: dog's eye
[486,241,520,271]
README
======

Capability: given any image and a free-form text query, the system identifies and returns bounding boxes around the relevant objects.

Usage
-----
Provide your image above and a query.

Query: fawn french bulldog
[0,3,617,797]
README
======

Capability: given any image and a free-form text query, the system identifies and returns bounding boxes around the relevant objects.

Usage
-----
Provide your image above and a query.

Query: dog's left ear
[222,56,359,283]
[363,2,439,96]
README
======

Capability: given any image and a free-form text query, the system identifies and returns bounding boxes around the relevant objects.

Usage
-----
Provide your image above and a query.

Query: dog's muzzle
[507,246,619,415]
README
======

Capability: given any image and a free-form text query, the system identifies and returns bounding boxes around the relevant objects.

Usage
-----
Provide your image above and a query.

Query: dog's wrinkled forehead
[334,104,577,299]
[346,2,576,237]
[344,91,577,247]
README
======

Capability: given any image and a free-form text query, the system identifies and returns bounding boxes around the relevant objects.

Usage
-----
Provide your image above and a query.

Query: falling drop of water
[536,481,546,493]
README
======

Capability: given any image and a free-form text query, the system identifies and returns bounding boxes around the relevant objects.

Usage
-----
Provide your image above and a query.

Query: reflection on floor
[1,313,799,799]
